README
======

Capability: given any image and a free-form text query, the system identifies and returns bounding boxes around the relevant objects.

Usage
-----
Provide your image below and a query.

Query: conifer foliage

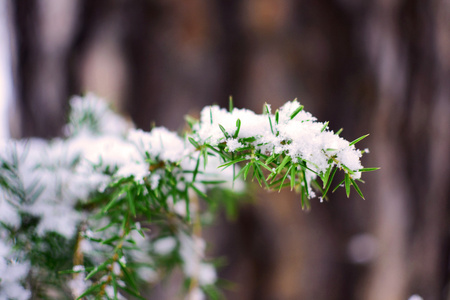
[0,94,376,299]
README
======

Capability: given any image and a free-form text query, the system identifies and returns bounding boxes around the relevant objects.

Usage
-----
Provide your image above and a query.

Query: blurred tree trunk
[12,0,80,138]
[363,1,450,299]
[7,0,450,299]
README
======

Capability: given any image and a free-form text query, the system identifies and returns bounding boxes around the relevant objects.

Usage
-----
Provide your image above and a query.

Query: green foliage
[0,95,377,299]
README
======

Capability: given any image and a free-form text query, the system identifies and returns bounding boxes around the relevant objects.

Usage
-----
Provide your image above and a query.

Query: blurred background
[1,0,449,299]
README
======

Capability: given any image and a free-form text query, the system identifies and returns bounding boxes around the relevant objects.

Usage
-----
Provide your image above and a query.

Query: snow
[226,138,243,152]
[68,271,91,299]
[12,137,110,239]
[65,93,130,137]
[0,240,31,300]
[0,94,369,297]
[0,94,247,241]
[112,262,121,275]
[137,267,158,282]
[73,265,85,272]
[179,152,245,194]
[186,287,205,300]
[72,134,147,182]
[153,236,177,255]
[194,100,365,180]
[178,232,217,286]
[195,105,272,145]
[128,127,188,162]
[104,285,125,299]
[197,262,217,285]
[0,192,20,228]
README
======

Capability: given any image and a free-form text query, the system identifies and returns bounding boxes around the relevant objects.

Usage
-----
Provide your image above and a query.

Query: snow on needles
[65,93,130,137]
[128,127,188,162]
[0,239,30,300]
[194,100,364,179]
[0,94,370,299]
[0,94,241,239]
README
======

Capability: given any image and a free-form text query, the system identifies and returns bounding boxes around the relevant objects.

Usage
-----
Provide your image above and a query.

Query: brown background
[4,0,450,299]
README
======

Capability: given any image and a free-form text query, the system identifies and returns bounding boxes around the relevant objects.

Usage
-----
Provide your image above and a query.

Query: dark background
[4,0,450,299]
